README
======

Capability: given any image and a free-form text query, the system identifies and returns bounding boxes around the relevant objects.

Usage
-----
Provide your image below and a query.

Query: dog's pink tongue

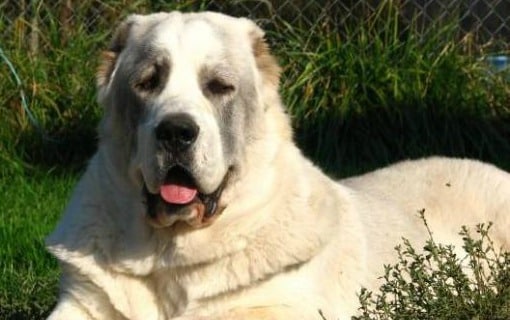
[160,184,197,204]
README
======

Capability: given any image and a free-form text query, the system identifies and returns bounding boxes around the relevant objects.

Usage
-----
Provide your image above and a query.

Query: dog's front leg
[173,306,317,320]
[47,296,93,320]
[47,269,127,320]
[47,292,128,320]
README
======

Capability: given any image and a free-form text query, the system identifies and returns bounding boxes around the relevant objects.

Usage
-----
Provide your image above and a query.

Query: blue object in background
[486,55,509,72]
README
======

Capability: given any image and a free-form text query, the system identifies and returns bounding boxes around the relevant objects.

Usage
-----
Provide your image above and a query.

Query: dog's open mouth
[144,166,228,228]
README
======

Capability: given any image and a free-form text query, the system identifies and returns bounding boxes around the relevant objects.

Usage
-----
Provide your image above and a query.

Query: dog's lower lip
[143,166,232,227]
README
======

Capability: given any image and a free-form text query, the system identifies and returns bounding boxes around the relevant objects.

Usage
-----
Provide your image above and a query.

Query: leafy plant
[353,211,510,320]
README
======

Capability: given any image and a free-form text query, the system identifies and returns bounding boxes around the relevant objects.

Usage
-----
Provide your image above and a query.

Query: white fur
[46,11,510,320]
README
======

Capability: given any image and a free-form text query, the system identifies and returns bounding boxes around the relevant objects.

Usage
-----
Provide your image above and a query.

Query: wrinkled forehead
[129,13,247,64]
[155,17,223,61]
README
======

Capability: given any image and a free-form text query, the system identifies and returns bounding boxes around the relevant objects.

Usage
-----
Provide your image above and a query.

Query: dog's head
[96,12,288,229]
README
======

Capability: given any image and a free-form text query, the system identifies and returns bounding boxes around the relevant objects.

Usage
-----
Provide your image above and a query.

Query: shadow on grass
[0,301,55,320]
[0,254,58,320]
[16,123,97,174]
[294,107,510,178]
[1,311,51,320]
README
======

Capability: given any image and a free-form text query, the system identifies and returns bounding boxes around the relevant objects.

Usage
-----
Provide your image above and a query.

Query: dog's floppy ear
[96,16,137,89]
[249,25,281,90]
[247,21,292,139]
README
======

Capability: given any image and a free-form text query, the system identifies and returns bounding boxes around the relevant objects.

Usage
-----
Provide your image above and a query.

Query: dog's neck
[144,142,343,303]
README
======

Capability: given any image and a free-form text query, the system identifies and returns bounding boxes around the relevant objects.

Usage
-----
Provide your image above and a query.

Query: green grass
[0,171,77,319]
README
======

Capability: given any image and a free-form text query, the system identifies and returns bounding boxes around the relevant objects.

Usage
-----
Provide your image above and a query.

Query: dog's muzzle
[143,113,230,229]
[143,166,230,229]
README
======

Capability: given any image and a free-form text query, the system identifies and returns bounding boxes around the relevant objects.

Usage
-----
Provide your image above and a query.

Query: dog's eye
[135,65,159,92]
[206,78,235,95]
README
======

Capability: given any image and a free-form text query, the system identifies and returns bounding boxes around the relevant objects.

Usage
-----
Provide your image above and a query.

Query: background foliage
[1,0,509,175]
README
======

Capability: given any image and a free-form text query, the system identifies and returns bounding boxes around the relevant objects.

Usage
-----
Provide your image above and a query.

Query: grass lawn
[0,171,77,319]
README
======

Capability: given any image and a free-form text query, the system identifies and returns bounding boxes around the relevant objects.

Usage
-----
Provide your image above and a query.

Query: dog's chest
[151,262,243,317]
[150,267,283,318]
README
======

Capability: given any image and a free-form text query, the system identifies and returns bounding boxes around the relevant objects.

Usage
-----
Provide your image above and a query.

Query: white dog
[46,11,510,320]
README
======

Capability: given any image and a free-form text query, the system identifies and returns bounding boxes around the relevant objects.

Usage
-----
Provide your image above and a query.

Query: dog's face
[96,12,281,229]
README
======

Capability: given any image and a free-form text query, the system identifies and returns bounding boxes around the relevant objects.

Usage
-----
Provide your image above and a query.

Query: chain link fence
[1,0,509,55]
[212,0,510,43]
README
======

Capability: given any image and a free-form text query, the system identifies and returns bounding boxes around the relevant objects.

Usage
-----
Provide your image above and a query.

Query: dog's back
[342,157,510,251]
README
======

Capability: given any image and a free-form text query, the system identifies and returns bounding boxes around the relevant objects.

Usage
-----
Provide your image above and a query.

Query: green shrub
[353,211,510,320]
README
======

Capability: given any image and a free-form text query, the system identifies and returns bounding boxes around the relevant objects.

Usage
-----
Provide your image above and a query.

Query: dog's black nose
[156,113,199,151]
